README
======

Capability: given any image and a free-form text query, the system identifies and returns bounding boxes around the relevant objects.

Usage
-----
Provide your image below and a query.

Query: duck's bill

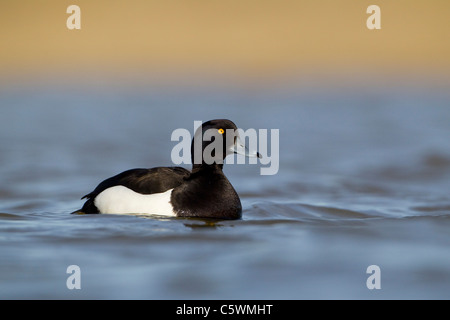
[231,136,262,159]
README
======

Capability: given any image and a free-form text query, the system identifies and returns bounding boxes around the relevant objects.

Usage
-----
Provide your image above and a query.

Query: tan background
[1,0,449,84]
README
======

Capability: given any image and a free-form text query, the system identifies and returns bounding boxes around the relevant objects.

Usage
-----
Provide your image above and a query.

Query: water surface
[1,80,450,299]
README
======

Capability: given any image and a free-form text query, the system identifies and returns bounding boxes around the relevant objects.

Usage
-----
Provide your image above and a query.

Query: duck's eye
[218,128,225,134]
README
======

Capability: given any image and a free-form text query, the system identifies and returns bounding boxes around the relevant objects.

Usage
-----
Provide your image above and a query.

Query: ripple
[422,153,450,169]
[245,201,373,222]
[0,212,31,221]
[410,204,450,214]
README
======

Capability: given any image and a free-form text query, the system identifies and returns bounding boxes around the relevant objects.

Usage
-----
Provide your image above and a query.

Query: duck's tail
[71,197,99,214]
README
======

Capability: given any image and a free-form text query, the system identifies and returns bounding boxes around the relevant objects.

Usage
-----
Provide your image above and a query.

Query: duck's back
[75,167,190,214]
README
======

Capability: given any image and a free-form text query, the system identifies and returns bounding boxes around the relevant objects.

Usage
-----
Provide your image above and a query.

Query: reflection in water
[182,219,224,230]
[138,214,225,229]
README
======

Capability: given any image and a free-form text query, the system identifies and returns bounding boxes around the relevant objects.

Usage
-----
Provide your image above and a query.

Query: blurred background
[1,0,449,86]
[1,0,450,299]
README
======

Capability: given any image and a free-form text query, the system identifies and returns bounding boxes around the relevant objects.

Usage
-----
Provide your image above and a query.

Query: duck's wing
[73,167,190,214]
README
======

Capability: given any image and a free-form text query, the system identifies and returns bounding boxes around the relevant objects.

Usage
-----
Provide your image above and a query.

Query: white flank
[94,186,176,216]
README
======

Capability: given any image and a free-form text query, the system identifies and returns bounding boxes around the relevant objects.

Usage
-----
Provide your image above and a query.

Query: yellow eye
[218,128,225,134]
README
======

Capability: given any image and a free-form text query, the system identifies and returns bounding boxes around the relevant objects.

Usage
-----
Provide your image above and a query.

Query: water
[1,78,450,299]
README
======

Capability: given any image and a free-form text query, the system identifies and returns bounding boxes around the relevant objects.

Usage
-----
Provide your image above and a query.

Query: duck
[72,119,260,219]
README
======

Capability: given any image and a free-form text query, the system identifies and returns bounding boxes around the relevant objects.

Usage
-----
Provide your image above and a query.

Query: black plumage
[73,119,258,219]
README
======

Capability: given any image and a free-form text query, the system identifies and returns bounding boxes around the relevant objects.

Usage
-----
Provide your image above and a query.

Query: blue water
[1,78,450,299]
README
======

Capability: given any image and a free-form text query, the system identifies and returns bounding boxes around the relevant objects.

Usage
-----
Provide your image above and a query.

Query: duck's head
[191,119,261,168]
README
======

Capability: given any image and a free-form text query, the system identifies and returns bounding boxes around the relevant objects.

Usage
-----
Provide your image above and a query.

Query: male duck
[73,119,260,219]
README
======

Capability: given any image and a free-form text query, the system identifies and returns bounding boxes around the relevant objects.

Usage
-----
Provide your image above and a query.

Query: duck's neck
[190,137,226,172]
[189,163,224,181]
[191,163,223,172]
